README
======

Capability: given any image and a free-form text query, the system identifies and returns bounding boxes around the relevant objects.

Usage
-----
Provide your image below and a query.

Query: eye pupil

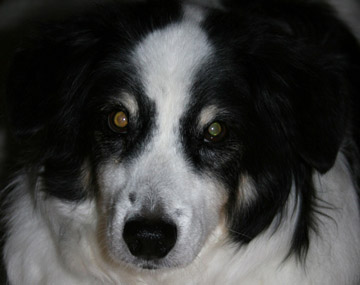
[208,122,222,137]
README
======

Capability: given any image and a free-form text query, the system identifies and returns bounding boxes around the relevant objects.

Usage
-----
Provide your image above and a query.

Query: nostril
[123,218,177,260]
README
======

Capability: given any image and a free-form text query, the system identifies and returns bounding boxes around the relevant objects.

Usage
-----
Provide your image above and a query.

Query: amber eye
[108,111,129,133]
[204,122,226,142]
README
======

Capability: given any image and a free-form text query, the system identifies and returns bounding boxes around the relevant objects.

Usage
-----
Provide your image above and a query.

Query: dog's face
[97,18,224,268]
[91,6,232,269]
[6,0,358,271]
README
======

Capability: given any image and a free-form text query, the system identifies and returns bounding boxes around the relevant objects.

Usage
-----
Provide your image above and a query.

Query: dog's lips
[130,258,165,271]
[140,264,158,270]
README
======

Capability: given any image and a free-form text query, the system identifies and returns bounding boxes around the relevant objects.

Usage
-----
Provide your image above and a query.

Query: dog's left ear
[253,37,359,174]
[286,71,348,174]
[287,35,360,174]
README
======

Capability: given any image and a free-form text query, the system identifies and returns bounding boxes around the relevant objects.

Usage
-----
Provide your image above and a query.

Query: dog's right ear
[6,19,102,144]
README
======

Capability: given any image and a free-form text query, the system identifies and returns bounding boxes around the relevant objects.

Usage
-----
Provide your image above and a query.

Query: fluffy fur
[1,0,360,284]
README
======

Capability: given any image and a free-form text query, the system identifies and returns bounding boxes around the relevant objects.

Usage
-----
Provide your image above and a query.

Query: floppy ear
[287,66,348,174]
[6,23,100,144]
[251,44,354,174]
[232,0,360,174]
[283,32,360,174]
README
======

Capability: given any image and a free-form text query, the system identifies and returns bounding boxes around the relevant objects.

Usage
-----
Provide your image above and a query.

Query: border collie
[2,0,360,284]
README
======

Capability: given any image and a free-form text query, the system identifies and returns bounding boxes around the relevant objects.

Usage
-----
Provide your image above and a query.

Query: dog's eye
[204,122,226,142]
[108,111,129,133]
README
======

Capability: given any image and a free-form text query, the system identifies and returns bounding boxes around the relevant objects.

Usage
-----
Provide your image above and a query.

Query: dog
[1,0,360,284]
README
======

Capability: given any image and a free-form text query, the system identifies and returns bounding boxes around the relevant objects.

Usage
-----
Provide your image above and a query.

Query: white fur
[4,154,360,284]
[133,6,211,139]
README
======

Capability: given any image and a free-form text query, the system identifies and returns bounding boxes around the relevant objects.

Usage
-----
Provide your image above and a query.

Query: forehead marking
[133,7,212,144]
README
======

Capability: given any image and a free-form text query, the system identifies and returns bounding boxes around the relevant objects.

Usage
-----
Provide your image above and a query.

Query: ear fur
[248,2,360,174]
[287,64,349,174]
[6,21,100,144]
[249,31,359,174]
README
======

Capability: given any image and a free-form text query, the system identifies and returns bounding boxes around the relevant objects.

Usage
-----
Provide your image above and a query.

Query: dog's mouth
[124,252,173,271]
[139,263,160,270]
[142,265,156,270]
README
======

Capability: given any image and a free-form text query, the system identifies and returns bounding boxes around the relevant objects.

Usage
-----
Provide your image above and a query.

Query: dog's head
[6,0,360,270]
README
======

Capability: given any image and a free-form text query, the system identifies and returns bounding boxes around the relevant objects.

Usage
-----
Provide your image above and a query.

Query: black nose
[123,218,177,260]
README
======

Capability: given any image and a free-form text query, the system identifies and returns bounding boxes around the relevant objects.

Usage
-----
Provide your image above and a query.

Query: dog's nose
[123,218,177,260]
